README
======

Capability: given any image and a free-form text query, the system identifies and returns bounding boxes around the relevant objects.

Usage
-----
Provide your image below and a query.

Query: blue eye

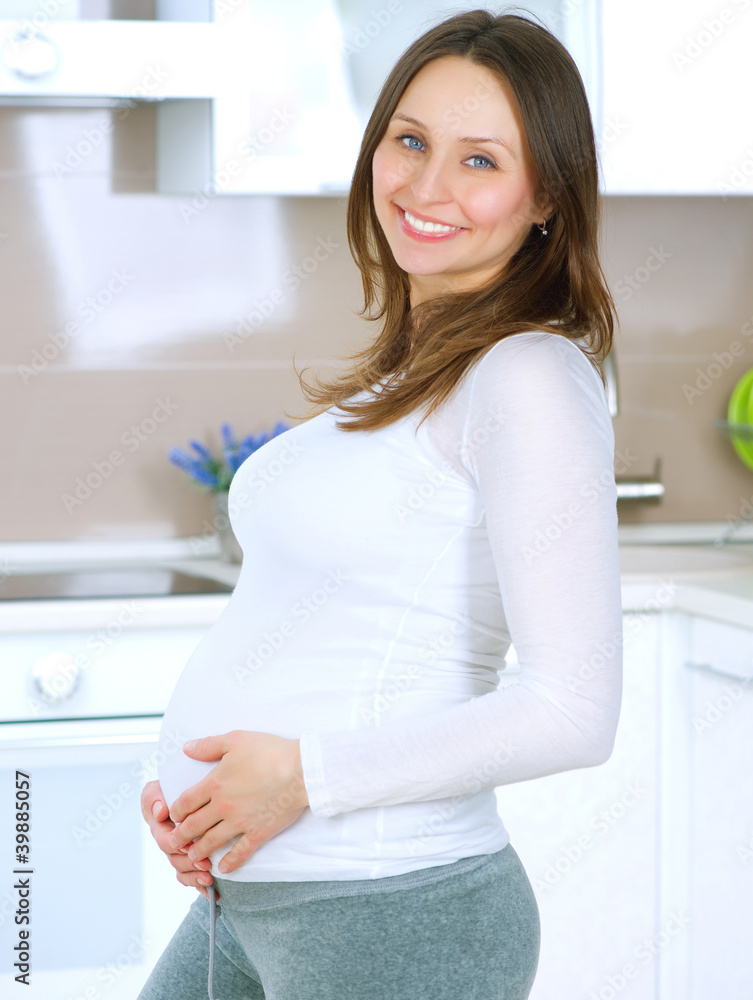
[397,133,424,151]
[465,154,496,170]
[393,132,497,170]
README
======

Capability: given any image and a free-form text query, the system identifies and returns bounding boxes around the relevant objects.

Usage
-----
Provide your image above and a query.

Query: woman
[139,10,622,1000]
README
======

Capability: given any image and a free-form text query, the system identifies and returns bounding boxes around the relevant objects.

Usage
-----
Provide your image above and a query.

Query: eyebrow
[390,113,517,160]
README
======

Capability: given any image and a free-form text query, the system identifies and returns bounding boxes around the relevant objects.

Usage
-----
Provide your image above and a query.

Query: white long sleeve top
[157,330,623,882]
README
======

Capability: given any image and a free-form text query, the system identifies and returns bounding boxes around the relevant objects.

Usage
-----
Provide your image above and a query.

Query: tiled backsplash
[1,104,752,541]
[601,194,753,526]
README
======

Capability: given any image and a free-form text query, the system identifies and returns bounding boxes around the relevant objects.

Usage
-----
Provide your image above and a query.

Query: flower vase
[211,491,243,564]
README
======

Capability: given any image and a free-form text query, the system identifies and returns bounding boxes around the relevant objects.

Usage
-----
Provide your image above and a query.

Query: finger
[168,802,220,849]
[150,798,170,824]
[176,869,217,897]
[185,822,242,865]
[181,733,232,763]
[168,851,208,876]
[149,821,197,862]
[215,831,260,874]
[152,823,186,856]
[172,849,214,880]
[169,779,214,826]
[177,865,218,893]
[195,877,220,902]
[151,823,183,860]
[140,780,164,823]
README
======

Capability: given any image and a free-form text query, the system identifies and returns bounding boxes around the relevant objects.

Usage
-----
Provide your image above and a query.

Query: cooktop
[0,567,235,600]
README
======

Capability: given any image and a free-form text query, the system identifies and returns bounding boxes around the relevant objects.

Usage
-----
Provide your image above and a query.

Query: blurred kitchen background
[1,0,752,542]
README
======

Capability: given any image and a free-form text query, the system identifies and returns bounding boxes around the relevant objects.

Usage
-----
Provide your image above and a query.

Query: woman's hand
[140,779,217,901]
[167,732,309,875]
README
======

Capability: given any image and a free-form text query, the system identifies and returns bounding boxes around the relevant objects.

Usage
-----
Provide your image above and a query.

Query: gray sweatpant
[138,842,540,1000]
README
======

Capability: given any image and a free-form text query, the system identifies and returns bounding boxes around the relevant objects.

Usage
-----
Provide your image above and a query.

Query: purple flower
[169,421,291,491]
[189,440,214,461]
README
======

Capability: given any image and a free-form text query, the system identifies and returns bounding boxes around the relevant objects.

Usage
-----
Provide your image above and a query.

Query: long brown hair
[290,9,615,432]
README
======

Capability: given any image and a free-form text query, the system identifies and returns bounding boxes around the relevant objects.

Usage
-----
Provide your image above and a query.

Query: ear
[535,192,556,224]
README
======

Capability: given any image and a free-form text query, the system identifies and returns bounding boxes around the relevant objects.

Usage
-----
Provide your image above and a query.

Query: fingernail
[168,835,179,850]
[217,863,228,874]
[152,801,162,819]
[183,739,197,752]
[187,847,197,861]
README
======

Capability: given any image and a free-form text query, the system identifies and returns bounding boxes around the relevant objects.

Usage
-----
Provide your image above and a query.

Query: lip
[396,205,466,243]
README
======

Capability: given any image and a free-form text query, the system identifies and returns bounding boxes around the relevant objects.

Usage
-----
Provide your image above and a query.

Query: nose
[409,152,453,206]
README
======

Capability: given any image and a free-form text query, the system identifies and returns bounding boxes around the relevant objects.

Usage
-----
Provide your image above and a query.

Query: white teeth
[403,209,461,234]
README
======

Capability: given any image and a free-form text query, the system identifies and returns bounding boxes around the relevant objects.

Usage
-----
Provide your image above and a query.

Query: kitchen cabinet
[0,0,594,195]
[5,1,748,194]
[0,590,230,999]
[0,5,222,194]
[600,0,753,194]
[495,611,660,1000]
[496,606,753,1000]
[0,19,220,99]
[211,0,595,196]
[684,615,753,999]
[0,718,196,999]
[183,0,753,196]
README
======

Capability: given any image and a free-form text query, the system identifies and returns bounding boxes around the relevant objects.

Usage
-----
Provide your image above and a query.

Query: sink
[619,544,753,579]
[0,566,235,600]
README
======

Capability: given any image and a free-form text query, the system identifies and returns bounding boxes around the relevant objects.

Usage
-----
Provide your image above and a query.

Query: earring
[537,220,548,236]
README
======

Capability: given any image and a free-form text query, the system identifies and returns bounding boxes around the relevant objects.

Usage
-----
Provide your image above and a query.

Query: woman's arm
[299,332,623,817]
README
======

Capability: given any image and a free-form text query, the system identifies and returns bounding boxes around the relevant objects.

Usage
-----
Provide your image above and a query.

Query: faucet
[602,348,665,502]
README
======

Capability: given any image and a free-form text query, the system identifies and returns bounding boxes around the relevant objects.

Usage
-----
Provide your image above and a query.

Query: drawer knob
[31,652,80,703]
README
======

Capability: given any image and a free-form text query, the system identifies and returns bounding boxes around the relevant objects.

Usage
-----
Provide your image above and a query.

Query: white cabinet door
[495,611,660,1000]
[0,720,196,1000]
[212,0,598,195]
[684,615,753,1000]
[601,0,752,194]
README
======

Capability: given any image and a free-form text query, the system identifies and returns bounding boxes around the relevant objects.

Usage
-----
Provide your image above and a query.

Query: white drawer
[0,595,229,721]
[689,615,753,682]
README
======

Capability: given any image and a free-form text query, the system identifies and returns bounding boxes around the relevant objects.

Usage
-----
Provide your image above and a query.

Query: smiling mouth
[398,207,465,239]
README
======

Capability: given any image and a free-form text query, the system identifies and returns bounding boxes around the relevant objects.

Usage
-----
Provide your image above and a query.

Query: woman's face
[372,55,549,306]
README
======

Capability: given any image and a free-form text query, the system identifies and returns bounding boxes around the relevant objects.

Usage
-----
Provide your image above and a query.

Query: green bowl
[728,367,753,470]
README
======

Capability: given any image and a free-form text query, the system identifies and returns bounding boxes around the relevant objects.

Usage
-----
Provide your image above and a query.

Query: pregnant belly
[153,595,493,812]
[154,636,354,810]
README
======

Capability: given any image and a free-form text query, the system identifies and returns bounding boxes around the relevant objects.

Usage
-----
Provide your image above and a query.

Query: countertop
[618,546,753,629]
[1,526,753,630]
